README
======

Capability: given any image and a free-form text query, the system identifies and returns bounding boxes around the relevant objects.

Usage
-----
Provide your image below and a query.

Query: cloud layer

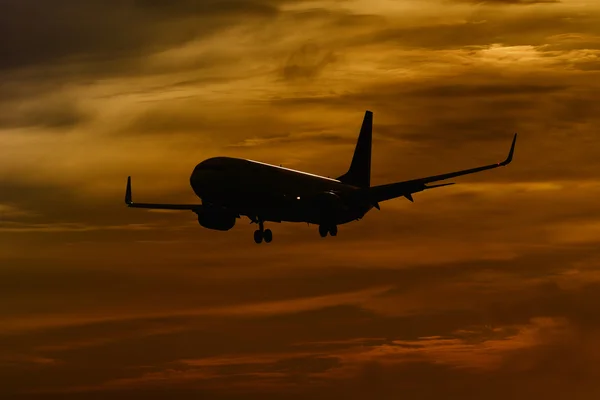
[1,0,600,398]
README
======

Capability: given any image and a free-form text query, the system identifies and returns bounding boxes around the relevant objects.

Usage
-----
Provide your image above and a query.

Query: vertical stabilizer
[337,110,372,188]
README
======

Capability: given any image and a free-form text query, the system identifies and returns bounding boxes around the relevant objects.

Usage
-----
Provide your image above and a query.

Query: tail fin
[337,110,372,188]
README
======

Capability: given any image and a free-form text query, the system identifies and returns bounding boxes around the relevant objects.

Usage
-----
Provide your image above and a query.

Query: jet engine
[309,191,350,220]
[196,208,236,231]
[315,191,344,209]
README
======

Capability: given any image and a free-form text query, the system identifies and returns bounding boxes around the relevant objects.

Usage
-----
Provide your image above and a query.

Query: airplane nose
[191,165,219,188]
[191,168,208,184]
[190,168,208,198]
[190,159,226,192]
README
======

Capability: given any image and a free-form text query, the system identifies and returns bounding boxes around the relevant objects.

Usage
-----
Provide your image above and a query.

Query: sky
[1,0,600,398]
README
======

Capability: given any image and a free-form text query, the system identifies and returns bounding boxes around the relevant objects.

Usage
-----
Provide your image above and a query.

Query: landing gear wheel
[318,224,338,237]
[253,229,263,244]
[263,229,273,243]
[330,225,338,237]
[318,225,328,238]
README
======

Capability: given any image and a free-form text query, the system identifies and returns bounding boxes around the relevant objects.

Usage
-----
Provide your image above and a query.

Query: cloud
[282,42,338,81]
[4,242,600,392]
[0,204,36,219]
[406,82,567,97]
[454,0,560,4]
[0,0,288,72]
[2,0,600,399]
[0,222,157,233]
[4,273,600,398]
[0,95,91,129]
[0,286,390,335]
[346,9,600,52]
[17,312,596,396]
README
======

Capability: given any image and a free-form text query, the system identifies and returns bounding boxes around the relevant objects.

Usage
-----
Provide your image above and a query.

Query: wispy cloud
[2,0,600,398]
[0,222,159,233]
[28,317,574,394]
[0,286,390,335]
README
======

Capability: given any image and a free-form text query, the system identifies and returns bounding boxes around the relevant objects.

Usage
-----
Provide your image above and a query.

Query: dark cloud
[0,96,91,129]
[0,181,153,227]
[0,0,287,72]
[573,60,600,71]
[282,42,337,81]
[4,260,600,398]
[268,70,600,187]
[454,0,560,4]
[128,107,214,135]
[2,0,600,398]
[406,82,567,98]
[351,11,600,50]
[133,0,281,16]
[125,98,354,148]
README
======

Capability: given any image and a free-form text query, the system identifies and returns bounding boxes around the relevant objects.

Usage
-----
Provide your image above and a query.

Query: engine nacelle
[309,191,349,222]
[196,208,236,231]
[314,191,344,209]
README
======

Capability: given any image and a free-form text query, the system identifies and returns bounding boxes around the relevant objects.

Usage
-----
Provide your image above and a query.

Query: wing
[368,133,517,203]
[124,176,201,210]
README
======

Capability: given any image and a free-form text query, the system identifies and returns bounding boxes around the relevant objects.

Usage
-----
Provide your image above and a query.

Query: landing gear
[330,225,338,236]
[253,220,273,244]
[263,229,273,243]
[319,225,328,238]
[318,224,338,238]
[253,229,263,244]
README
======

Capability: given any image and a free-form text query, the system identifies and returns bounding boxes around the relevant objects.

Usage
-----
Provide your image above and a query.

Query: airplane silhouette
[125,110,517,243]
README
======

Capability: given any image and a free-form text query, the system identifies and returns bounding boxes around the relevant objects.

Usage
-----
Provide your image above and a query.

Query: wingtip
[500,133,517,166]
[125,176,132,205]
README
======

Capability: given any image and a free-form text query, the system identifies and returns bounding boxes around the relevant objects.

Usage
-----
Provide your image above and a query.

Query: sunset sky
[2,0,600,398]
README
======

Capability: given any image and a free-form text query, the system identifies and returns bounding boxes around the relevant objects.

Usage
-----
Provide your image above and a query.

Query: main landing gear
[253,221,272,244]
[318,224,337,238]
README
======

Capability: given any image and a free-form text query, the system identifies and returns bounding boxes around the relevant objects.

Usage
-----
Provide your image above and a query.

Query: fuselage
[189,157,372,225]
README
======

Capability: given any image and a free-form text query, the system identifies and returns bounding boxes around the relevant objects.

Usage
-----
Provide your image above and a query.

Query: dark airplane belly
[192,162,369,223]
[272,203,369,225]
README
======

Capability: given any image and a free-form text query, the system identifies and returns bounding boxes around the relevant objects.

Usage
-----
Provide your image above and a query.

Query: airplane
[125,110,517,244]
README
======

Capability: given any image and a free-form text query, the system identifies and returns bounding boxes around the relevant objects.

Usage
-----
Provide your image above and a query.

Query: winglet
[125,176,132,205]
[499,133,517,166]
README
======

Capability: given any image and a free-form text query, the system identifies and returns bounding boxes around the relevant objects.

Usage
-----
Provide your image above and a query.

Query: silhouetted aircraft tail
[337,110,372,188]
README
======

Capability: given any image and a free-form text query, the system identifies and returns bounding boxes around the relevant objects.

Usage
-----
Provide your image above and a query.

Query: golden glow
[1,0,600,398]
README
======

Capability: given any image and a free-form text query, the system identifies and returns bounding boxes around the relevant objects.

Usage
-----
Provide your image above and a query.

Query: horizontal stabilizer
[405,182,455,202]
